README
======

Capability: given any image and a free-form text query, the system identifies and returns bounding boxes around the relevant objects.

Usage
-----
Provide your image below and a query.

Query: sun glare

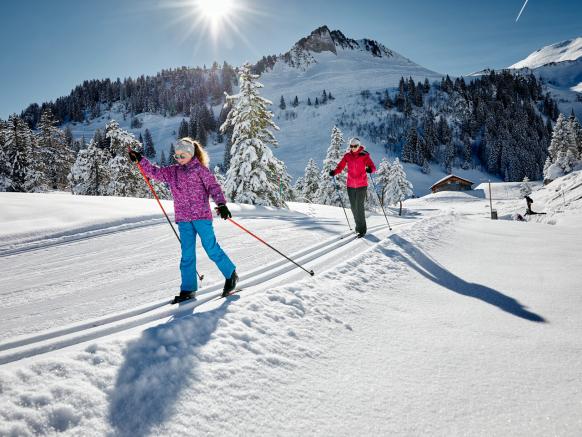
[196,0,233,22]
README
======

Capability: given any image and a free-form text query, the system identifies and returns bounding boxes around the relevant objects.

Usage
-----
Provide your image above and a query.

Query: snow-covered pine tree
[220,63,290,207]
[293,176,305,199]
[3,115,46,192]
[519,176,533,198]
[159,150,167,166]
[37,108,73,190]
[547,113,568,164]
[317,126,349,205]
[144,128,156,159]
[544,113,576,180]
[374,157,392,207]
[279,95,286,110]
[213,165,225,190]
[301,158,321,203]
[385,158,413,216]
[105,120,150,197]
[68,139,110,195]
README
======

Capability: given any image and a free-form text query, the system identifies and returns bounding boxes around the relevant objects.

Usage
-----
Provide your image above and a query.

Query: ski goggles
[174,153,190,159]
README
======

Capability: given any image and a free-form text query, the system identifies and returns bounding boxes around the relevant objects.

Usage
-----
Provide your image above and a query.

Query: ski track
[0,216,410,364]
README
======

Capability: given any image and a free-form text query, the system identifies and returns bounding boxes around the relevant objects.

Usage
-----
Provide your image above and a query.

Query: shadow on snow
[108,296,239,436]
[383,235,546,323]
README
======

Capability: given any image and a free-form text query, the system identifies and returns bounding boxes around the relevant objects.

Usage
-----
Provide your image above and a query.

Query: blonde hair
[178,137,209,168]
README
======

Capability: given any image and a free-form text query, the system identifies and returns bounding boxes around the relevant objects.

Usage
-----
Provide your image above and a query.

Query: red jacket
[332,147,376,188]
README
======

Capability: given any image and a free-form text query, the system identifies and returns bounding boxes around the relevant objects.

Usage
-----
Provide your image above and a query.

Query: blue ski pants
[177,220,236,291]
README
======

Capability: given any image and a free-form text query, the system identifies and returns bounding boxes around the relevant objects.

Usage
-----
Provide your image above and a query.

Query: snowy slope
[1,173,582,435]
[510,37,582,69]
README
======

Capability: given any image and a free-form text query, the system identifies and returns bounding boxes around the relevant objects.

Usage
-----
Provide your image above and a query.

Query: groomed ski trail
[0,220,411,365]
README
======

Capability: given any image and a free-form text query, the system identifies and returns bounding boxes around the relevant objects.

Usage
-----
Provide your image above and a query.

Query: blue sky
[1,0,581,119]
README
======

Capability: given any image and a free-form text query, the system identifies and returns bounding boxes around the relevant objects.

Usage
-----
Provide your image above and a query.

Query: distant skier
[329,137,376,237]
[525,195,534,214]
[129,137,238,301]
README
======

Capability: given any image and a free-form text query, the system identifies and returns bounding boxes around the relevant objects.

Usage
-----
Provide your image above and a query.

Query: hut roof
[430,174,475,189]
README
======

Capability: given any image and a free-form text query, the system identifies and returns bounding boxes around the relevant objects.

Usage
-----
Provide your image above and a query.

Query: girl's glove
[128,150,142,162]
[329,170,335,177]
[216,204,232,220]
[366,166,372,173]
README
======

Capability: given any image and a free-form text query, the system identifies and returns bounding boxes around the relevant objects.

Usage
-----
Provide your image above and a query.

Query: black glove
[128,150,142,162]
[216,204,232,220]
[329,170,335,177]
[366,167,372,173]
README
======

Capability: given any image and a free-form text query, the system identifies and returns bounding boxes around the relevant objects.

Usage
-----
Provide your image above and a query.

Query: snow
[510,37,582,69]
[1,170,582,435]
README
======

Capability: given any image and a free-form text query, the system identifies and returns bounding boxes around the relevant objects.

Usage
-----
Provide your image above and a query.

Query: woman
[329,137,376,237]
[129,137,237,301]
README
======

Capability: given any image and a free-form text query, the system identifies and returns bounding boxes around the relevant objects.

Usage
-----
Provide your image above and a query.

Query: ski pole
[225,217,315,277]
[332,176,352,230]
[130,149,204,281]
[368,173,392,231]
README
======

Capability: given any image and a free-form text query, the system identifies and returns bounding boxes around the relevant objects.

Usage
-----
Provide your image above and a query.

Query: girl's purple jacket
[139,158,227,222]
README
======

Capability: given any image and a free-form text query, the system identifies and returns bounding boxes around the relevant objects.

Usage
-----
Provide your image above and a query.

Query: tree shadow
[382,235,546,323]
[108,296,239,436]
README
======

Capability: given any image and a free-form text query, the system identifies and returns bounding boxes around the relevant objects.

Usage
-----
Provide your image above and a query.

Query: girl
[129,137,238,301]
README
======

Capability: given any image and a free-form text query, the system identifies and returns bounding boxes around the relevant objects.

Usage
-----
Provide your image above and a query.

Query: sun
[195,0,234,22]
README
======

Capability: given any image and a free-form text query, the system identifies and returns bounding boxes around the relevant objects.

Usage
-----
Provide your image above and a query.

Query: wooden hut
[430,175,474,193]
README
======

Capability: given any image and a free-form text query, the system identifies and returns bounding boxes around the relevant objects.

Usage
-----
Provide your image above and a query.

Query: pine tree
[402,126,418,163]
[144,128,156,159]
[301,158,321,203]
[160,150,167,166]
[69,139,109,195]
[384,158,413,216]
[547,113,568,163]
[321,90,328,104]
[178,119,189,139]
[213,165,226,190]
[307,97,312,106]
[3,115,46,192]
[519,176,533,198]
[279,95,286,110]
[292,96,299,107]
[220,63,290,207]
[316,126,348,205]
[169,144,177,165]
[374,157,392,207]
[37,108,73,190]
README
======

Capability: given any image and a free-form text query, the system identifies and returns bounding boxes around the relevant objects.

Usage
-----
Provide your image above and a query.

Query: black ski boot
[222,271,239,297]
[172,290,196,304]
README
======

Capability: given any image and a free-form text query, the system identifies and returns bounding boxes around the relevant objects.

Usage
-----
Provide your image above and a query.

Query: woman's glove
[365,167,372,173]
[216,204,232,220]
[128,150,143,162]
[329,170,335,177]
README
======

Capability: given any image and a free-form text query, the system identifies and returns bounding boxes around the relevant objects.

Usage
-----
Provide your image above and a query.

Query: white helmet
[349,137,361,147]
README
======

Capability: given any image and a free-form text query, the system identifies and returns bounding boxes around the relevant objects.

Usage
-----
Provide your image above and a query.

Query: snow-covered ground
[1,172,582,435]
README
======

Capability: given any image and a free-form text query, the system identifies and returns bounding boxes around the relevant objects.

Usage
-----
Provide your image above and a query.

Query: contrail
[516,0,529,22]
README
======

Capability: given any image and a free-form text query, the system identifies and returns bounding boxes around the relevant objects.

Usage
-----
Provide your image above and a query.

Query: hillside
[508,37,582,120]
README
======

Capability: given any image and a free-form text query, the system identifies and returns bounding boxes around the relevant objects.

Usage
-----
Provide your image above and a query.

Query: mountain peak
[510,37,582,69]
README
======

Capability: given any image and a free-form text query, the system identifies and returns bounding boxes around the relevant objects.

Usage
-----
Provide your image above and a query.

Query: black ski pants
[347,186,367,235]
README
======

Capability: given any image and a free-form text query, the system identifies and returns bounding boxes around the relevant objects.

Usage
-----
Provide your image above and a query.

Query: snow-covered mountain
[510,37,582,70]
[65,26,477,195]
[508,37,582,118]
